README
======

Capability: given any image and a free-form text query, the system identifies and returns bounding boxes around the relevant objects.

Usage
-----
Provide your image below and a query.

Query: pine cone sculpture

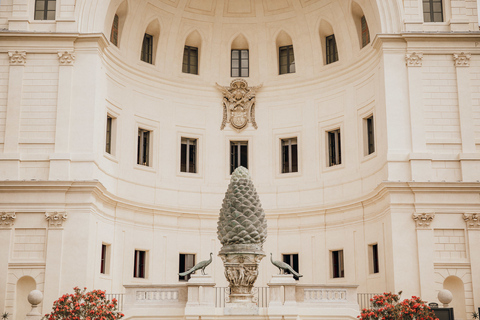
[217,167,267,247]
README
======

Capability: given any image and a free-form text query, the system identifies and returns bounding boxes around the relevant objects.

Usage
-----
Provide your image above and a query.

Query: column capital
[453,52,471,67]
[463,213,480,229]
[412,212,435,229]
[0,212,16,228]
[58,51,75,66]
[405,52,423,67]
[8,51,26,65]
[45,211,68,228]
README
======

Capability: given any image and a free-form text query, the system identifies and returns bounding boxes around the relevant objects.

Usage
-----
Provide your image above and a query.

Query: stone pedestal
[185,275,215,310]
[268,274,298,318]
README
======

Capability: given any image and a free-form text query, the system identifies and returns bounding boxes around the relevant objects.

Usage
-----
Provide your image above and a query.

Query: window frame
[180,137,197,174]
[34,0,56,21]
[179,253,196,281]
[100,243,111,275]
[361,15,370,48]
[423,0,444,23]
[111,14,119,46]
[230,140,249,174]
[183,45,199,75]
[281,137,298,174]
[364,115,375,156]
[368,244,380,274]
[231,49,249,78]
[327,129,342,167]
[137,128,151,167]
[141,33,154,64]
[133,250,147,279]
[279,45,295,75]
[331,249,345,279]
[282,253,300,280]
[325,34,339,65]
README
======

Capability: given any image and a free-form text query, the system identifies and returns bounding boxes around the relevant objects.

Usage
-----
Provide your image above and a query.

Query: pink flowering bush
[43,287,124,320]
[358,291,439,320]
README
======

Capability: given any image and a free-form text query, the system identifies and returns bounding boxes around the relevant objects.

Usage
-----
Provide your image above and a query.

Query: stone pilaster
[413,212,436,302]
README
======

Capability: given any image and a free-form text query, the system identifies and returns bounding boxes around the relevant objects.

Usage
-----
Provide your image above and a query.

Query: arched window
[140,20,160,65]
[109,1,128,47]
[231,34,249,77]
[183,31,201,75]
[352,1,370,49]
[276,31,295,75]
[319,20,338,65]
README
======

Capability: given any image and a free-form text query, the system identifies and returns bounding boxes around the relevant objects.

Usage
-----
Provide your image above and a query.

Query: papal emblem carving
[216,79,262,131]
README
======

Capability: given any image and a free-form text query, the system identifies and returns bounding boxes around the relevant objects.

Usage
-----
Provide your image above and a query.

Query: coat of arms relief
[216,79,262,131]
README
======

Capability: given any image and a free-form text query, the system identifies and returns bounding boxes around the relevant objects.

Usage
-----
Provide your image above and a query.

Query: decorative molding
[463,213,480,229]
[304,289,347,302]
[135,290,179,302]
[0,212,16,227]
[453,52,471,67]
[216,79,262,131]
[405,52,423,67]
[58,51,75,65]
[8,51,26,65]
[412,212,435,228]
[45,211,67,228]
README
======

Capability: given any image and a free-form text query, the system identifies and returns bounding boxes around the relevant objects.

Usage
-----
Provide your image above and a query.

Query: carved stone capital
[58,51,75,65]
[405,52,423,67]
[8,51,27,65]
[463,213,480,229]
[0,212,16,227]
[45,211,67,228]
[453,52,471,67]
[412,212,435,228]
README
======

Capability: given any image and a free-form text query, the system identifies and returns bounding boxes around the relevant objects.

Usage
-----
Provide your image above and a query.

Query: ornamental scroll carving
[45,211,68,228]
[453,52,471,67]
[412,212,435,228]
[463,213,480,229]
[405,52,423,67]
[0,212,16,227]
[58,51,75,65]
[216,79,262,131]
[8,51,27,65]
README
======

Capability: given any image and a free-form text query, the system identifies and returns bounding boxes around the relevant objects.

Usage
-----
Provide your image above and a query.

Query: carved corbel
[405,52,423,67]
[0,212,16,227]
[8,51,27,65]
[58,51,75,65]
[463,213,480,229]
[453,52,471,67]
[412,212,435,228]
[45,211,68,228]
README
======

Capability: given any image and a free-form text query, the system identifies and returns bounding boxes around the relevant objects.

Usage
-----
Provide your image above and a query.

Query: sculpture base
[224,302,259,315]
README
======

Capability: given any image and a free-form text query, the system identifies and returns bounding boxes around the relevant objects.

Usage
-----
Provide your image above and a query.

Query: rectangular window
[325,34,338,65]
[423,0,443,22]
[368,244,379,274]
[279,45,295,75]
[181,138,197,173]
[331,250,344,278]
[133,250,146,278]
[35,0,56,20]
[100,244,110,275]
[137,129,151,166]
[111,14,119,46]
[141,34,153,64]
[230,141,248,174]
[106,116,113,154]
[231,49,249,77]
[179,253,196,281]
[327,129,341,167]
[361,16,370,48]
[281,138,298,173]
[183,46,198,75]
[364,116,375,155]
[282,253,300,280]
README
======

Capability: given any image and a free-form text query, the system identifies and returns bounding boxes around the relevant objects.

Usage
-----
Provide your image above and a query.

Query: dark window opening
[366,116,375,155]
[282,253,300,280]
[179,254,196,281]
[423,0,443,22]
[134,250,146,278]
[35,0,56,20]
[181,138,197,173]
[106,116,112,154]
[281,138,298,173]
[231,49,249,77]
[100,244,107,274]
[111,14,119,46]
[332,250,344,278]
[326,34,338,65]
[230,141,248,174]
[137,129,150,166]
[361,16,370,48]
[183,46,198,75]
[141,34,153,64]
[279,45,295,75]
[328,129,341,167]
[370,244,379,274]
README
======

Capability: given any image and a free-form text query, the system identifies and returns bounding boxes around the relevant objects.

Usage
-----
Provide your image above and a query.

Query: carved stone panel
[0,212,16,227]
[405,52,423,67]
[453,52,471,67]
[8,51,27,65]
[463,213,480,229]
[412,212,435,228]
[58,51,76,65]
[216,79,262,131]
[45,212,68,228]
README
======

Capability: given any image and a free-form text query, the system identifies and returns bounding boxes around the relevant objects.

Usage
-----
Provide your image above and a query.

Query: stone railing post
[267,274,297,320]
[184,275,215,319]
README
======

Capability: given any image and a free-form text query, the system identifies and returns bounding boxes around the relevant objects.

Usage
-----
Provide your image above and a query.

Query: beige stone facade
[0,0,479,319]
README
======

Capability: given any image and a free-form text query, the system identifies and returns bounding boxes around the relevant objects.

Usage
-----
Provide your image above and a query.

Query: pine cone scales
[218,167,267,246]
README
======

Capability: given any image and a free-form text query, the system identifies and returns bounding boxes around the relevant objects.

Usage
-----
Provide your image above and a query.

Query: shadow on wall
[15,276,36,320]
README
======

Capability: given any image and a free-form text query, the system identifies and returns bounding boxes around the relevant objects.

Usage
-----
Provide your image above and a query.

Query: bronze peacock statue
[270,253,303,279]
[178,253,213,277]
